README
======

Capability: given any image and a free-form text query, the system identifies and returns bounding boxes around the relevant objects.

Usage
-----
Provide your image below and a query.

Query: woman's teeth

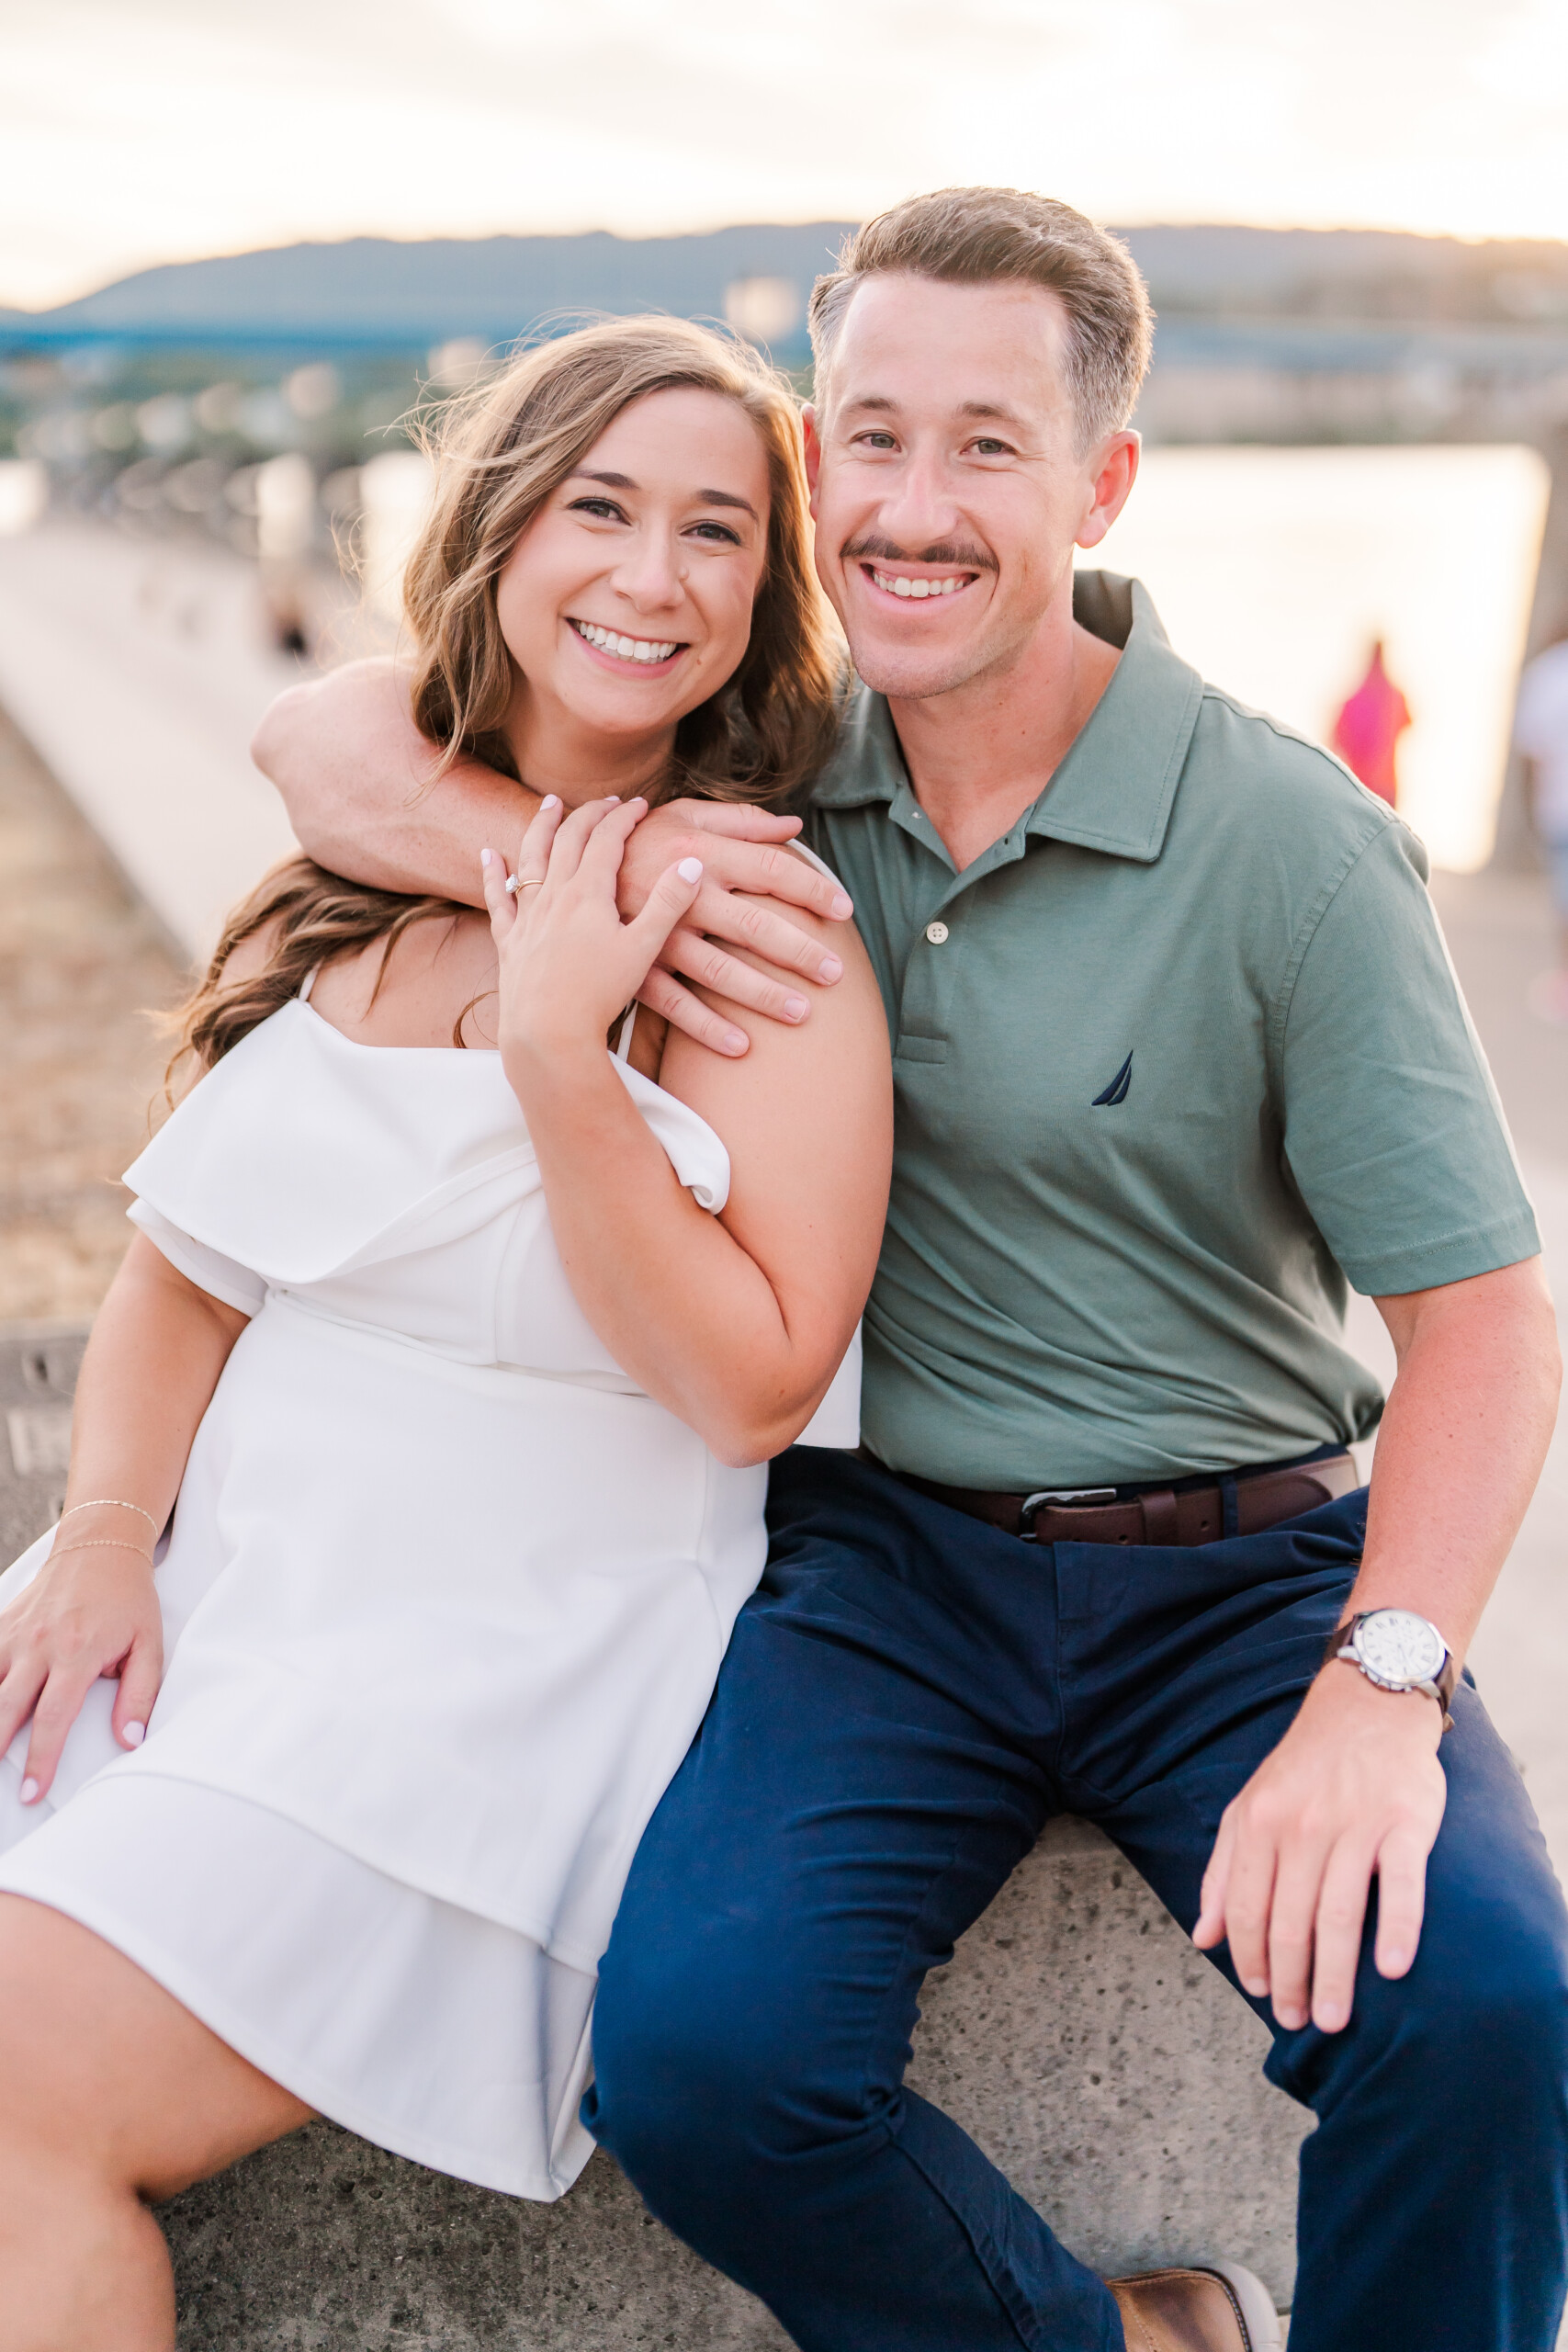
[572,620,679,664]
[872,571,968,600]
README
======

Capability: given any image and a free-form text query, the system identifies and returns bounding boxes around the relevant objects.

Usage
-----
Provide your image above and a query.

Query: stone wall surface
[160,1817,1309,2349]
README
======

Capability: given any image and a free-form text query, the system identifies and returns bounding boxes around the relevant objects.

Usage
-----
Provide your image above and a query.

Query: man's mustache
[841,534,997,573]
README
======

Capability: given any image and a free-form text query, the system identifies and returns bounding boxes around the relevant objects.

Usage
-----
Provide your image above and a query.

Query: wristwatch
[1327,1609,1457,1732]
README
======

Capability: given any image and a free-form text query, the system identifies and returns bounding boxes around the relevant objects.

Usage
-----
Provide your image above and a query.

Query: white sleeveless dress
[0,996,857,2198]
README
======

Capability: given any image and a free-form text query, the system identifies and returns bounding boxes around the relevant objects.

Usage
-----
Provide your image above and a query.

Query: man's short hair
[808,187,1154,452]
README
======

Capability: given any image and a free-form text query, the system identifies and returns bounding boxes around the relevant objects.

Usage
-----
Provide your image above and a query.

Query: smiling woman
[406,317,844,809]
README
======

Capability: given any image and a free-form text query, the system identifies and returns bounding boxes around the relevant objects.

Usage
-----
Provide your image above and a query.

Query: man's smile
[861,566,979,603]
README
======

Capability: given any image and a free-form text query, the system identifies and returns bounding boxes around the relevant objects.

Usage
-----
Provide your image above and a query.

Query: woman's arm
[0,1236,248,1799]
[483,799,892,1464]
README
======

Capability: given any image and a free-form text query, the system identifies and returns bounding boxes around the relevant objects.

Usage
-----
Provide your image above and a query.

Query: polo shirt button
[925,921,950,945]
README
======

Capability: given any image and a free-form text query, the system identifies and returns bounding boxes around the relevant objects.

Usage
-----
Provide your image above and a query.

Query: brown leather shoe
[1109,2262,1283,2350]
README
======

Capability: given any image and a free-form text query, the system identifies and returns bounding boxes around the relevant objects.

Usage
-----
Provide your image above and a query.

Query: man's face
[805,274,1136,701]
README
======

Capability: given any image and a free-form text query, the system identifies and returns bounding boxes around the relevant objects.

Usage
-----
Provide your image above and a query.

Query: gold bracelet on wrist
[48,1539,155,1566]
[58,1498,158,1534]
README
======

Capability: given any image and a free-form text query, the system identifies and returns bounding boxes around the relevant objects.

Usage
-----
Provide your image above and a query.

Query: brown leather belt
[881,1449,1359,1546]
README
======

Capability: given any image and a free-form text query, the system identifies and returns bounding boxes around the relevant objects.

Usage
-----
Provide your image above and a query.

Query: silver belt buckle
[1019,1486,1117,1541]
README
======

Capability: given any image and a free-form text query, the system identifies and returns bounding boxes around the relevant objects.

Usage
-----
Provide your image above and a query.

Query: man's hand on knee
[1192,1663,1447,2034]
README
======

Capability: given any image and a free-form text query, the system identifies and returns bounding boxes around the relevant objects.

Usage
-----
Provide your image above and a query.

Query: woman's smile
[566,616,687,672]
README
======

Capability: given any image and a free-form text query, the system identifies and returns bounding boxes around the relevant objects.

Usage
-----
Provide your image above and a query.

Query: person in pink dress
[1332,639,1412,808]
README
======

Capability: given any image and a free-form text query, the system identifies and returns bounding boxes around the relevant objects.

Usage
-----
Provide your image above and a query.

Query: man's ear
[801,404,823,513]
[1076,430,1139,553]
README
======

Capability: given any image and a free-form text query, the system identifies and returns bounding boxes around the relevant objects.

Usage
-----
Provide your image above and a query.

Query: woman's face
[495,386,772,760]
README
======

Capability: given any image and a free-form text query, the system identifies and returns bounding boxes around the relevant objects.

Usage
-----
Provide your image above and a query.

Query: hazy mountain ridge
[0,226,858,347]
[5,221,1568,352]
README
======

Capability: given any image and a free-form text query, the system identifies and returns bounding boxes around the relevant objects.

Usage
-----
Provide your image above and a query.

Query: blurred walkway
[0,519,301,956]
[0,701,183,1321]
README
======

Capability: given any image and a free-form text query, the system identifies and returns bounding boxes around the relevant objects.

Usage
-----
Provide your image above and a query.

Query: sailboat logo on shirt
[1092,1052,1134,1107]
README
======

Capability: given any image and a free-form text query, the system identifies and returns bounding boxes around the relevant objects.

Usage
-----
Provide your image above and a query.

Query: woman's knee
[0,2133,175,2352]
[0,1895,307,2198]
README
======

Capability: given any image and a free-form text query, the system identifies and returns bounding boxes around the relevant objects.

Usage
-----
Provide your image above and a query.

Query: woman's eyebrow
[568,468,757,522]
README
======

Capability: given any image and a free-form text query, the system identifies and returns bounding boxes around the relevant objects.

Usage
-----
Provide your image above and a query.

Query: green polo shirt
[806,571,1539,1489]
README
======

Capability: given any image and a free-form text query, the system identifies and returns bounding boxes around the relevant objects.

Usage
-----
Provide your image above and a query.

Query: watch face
[1355,1610,1446,1689]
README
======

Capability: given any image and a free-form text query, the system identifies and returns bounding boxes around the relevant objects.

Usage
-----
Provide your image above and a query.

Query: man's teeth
[871,571,968,600]
[573,620,679,664]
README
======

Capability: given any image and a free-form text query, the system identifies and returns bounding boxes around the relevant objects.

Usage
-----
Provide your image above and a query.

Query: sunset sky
[4,0,1567,311]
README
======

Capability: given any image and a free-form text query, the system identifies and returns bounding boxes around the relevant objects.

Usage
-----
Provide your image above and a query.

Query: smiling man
[257,189,1566,2352]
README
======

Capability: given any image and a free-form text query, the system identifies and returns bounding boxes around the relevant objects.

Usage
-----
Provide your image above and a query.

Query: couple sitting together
[0,187,1563,2352]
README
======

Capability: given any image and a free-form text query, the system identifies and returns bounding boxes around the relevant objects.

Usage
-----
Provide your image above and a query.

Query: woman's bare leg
[0,1894,312,2352]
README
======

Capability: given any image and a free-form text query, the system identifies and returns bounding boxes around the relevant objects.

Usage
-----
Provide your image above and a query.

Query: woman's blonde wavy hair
[171,315,845,1078]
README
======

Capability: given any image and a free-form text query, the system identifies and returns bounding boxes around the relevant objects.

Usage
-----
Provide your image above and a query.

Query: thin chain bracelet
[48,1540,155,1566]
[59,1498,158,1532]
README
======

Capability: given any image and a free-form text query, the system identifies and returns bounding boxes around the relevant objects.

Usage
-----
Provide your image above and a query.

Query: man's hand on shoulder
[617,800,854,1058]
[1192,1660,1447,2034]
[252,662,856,1057]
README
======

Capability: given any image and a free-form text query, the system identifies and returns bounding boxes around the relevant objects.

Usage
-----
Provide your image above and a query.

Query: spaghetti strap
[613,1005,637,1062]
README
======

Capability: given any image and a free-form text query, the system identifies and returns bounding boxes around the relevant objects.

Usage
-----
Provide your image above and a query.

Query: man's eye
[857,432,897,451]
[969,438,1012,457]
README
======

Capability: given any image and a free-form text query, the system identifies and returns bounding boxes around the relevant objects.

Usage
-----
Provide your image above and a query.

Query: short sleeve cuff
[1339,1205,1542,1298]
[127,1200,267,1317]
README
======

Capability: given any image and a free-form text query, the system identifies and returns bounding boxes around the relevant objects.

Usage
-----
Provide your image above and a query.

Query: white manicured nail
[123,1721,145,1747]
[678,857,703,883]
[480,846,492,867]
[541,794,560,810]
[19,1778,38,1805]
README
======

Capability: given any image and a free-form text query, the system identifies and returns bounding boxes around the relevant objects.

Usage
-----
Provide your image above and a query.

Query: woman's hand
[480,794,705,1070]
[0,1539,164,1804]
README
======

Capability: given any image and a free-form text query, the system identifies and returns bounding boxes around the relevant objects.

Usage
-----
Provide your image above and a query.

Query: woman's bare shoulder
[307,908,499,1047]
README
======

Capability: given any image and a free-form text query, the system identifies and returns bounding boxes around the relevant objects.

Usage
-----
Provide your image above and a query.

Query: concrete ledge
[162,1818,1309,2347]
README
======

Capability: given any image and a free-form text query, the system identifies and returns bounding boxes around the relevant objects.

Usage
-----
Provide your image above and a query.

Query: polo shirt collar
[811,572,1205,866]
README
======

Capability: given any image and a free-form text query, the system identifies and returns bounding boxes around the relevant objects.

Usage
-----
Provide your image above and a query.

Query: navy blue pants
[585,1448,1568,2351]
